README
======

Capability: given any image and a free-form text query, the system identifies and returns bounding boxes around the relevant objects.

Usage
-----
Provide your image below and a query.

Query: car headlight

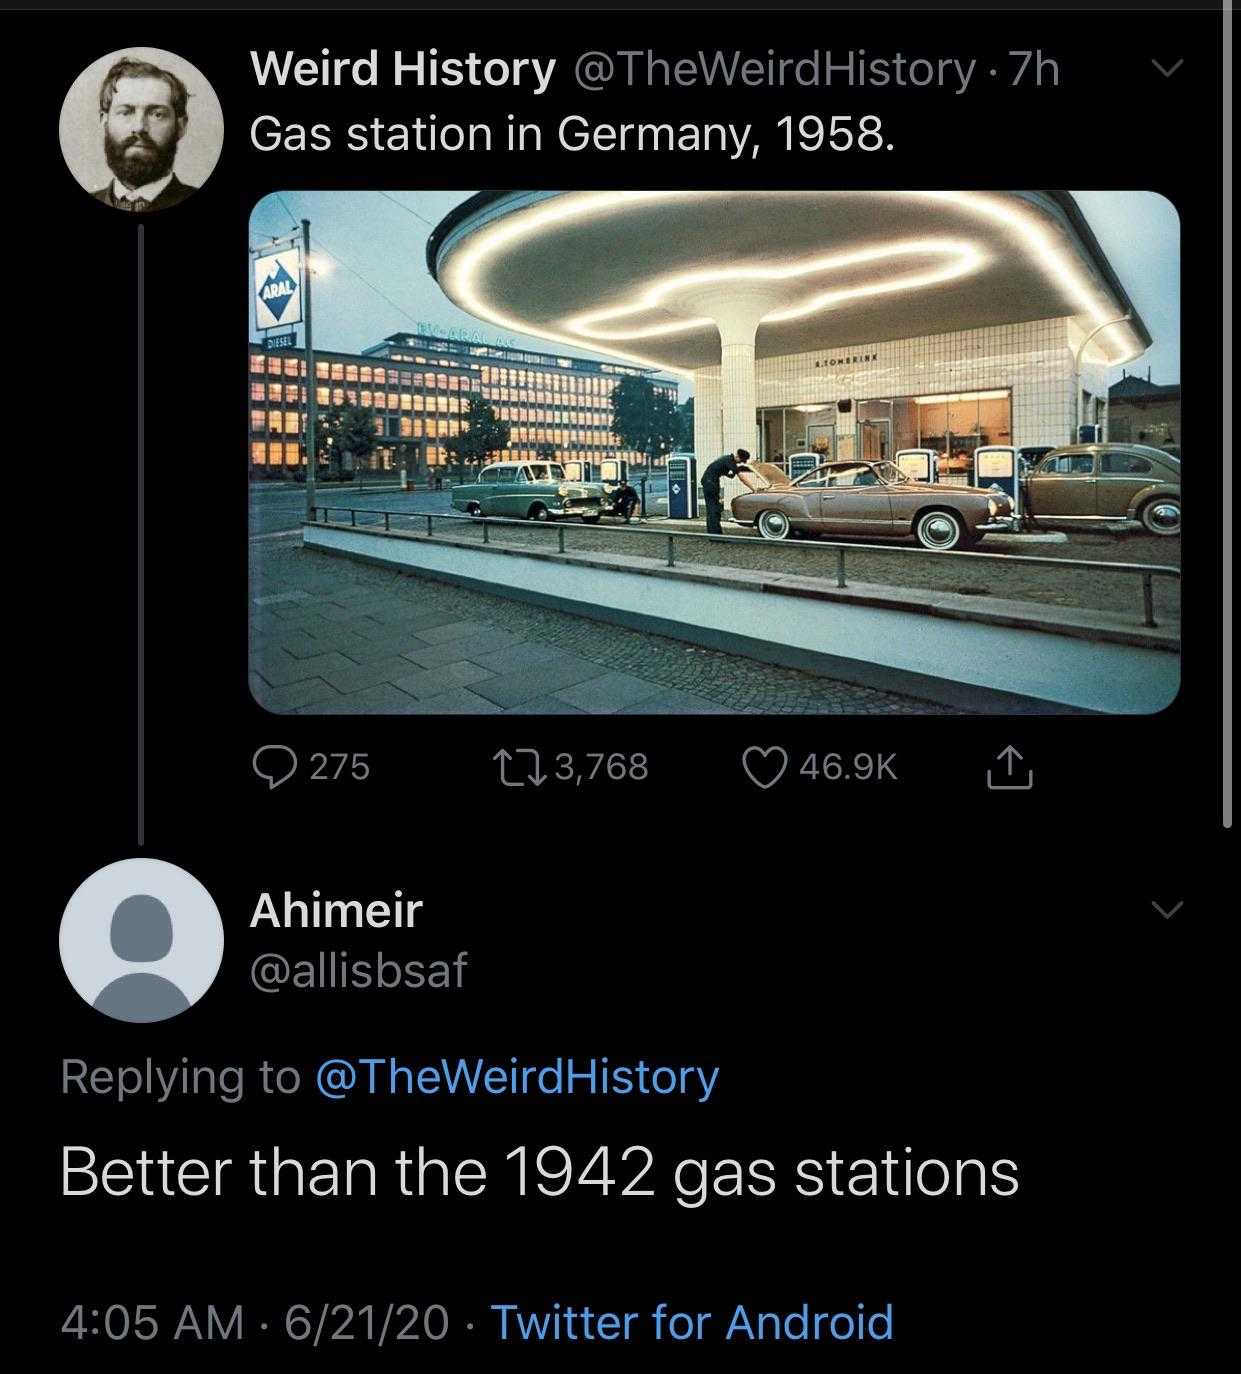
[987,498,999,517]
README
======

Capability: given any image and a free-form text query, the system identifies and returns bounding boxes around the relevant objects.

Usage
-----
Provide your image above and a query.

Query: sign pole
[302,219,318,522]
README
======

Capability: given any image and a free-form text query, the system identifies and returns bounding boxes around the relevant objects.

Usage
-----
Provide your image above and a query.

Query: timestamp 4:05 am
[63,1303,452,1344]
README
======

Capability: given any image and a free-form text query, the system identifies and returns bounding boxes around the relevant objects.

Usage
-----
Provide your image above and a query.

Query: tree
[445,396,512,476]
[315,402,376,479]
[675,396,695,452]
[609,375,679,470]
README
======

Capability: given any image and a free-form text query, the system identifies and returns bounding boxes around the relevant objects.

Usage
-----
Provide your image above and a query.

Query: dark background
[26,7,1225,1363]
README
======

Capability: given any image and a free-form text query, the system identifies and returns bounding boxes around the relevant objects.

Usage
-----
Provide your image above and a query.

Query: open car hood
[737,463,794,492]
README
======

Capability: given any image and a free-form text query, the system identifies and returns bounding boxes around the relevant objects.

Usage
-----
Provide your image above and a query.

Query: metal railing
[308,506,1181,629]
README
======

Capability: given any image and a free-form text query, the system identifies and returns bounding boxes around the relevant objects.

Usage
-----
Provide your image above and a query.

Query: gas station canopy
[427,191,1151,376]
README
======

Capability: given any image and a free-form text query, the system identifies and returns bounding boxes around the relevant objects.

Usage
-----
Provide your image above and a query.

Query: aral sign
[254,249,303,330]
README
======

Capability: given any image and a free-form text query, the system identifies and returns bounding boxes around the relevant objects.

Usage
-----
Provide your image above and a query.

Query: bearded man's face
[102,76,184,189]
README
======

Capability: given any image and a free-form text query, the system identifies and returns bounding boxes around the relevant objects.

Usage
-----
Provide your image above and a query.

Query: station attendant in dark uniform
[701,449,749,535]
[613,479,639,523]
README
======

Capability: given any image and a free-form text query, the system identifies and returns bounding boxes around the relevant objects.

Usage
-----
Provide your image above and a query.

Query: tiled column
[720,333,758,456]
[674,282,785,460]
[693,370,722,462]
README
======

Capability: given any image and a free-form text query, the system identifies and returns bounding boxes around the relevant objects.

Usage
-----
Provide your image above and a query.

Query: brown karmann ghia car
[730,460,1015,550]
[1021,444,1181,535]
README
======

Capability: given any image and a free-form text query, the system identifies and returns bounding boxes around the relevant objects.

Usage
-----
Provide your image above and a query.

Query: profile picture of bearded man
[92,57,198,212]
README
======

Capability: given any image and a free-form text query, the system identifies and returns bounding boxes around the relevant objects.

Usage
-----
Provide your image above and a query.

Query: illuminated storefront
[760,390,1013,472]
[248,330,677,472]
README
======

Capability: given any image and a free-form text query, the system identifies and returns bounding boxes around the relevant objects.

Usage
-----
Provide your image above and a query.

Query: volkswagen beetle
[730,460,1015,550]
[1021,444,1180,535]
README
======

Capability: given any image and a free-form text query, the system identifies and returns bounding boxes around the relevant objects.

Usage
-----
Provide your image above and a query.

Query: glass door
[858,399,892,462]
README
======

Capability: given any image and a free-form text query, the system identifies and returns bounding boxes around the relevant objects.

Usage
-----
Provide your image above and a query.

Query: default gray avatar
[60,857,224,1024]
[92,894,192,1023]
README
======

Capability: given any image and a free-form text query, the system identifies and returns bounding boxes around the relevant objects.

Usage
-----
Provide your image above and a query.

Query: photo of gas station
[250,189,1180,716]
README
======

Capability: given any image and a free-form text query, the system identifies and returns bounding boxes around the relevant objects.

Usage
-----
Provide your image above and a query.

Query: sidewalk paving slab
[614,688,723,714]
[320,657,423,694]
[387,686,506,714]
[391,661,495,700]
[336,635,437,665]
[252,629,327,659]
[554,671,670,714]
[257,677,340,711]
[470,656,610,709]
[469,641,577,674]
[399,627,525,669]
[505,695,589,714]
[294,683,418,714]
[414,619,506,645]
[252,650,357,688]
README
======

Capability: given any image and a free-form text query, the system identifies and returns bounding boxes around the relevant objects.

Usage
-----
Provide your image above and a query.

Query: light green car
[451,461,605,523]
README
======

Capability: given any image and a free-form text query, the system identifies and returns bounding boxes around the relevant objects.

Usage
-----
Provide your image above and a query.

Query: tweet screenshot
[32,0,1227,1363]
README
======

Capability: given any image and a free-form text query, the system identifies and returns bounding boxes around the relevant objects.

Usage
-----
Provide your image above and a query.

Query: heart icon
[741,745,789,790]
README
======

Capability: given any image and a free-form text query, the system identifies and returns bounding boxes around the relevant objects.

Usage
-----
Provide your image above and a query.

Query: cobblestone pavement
[250,537,958,716]
[362,512,1181,624]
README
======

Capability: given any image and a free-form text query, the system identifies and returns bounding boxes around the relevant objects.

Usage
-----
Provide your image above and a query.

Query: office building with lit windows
[248,329,678,473]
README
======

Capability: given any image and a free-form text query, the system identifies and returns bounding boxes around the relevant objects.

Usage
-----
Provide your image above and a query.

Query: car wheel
[581,514,601,524]
[756,509,792,541]
[1140,497,1181,535]
[528,503,550,521]
[914,509,966,550]
[465,502,482,518]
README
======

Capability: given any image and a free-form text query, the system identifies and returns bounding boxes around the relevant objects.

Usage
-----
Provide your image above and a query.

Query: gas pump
[972,445,1020,521]
[894,448,939,483]
[563,459,591,483]
[787,452,818,481]
[666,453,699,519]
